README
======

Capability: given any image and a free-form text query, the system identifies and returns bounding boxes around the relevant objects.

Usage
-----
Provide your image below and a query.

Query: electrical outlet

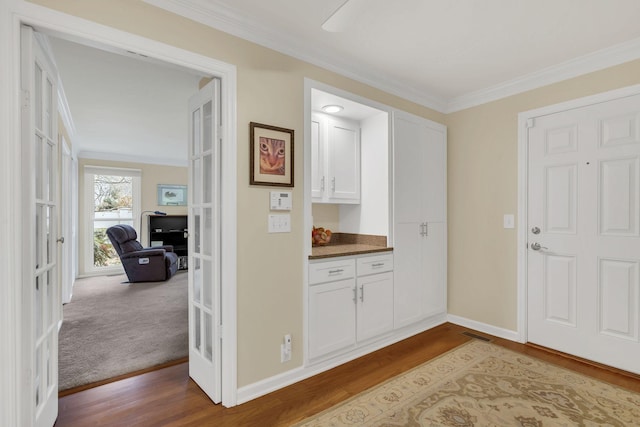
[280,334,292,362]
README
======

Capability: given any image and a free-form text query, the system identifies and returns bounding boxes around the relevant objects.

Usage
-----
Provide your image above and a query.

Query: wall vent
[461,331,492,342]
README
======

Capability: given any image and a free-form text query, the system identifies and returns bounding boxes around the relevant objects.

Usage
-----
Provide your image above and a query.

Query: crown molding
[142,0,449,112]
[446,36,640,113]
[78,150,188,167]
[144,0,640,115]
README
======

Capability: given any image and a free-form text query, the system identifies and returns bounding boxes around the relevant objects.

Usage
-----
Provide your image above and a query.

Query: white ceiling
[49,37,203,165]
[145,0,640,112]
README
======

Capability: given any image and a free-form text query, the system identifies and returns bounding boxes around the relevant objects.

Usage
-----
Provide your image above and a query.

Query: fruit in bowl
[312,226,332,245]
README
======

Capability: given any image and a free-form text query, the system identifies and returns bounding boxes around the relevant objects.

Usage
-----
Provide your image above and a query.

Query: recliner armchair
[106,224,179,282]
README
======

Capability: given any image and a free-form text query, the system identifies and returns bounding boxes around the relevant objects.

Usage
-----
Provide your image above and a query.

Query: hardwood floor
[55,322,640,427]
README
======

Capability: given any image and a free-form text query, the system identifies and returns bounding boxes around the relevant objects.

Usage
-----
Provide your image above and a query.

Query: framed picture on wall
[157,184,187,206]
[249,122,294,187]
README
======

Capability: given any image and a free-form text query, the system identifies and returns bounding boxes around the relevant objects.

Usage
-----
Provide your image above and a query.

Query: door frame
[516,83,640,344]
[0,1,238,425]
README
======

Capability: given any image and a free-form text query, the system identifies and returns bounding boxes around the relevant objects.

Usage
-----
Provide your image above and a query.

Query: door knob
[57,237,65,244]
[530,242,547,251]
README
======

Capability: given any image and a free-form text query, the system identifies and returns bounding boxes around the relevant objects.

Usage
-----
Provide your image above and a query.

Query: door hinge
[217,324,223,340]
[526,118,535,128]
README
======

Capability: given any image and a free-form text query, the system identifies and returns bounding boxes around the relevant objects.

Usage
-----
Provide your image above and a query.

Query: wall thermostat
[270,191,292,211]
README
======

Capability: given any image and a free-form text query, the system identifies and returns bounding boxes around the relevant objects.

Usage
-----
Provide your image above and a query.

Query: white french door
[188,78,222,402]
[527,93,640,374]
[21,26,60,427]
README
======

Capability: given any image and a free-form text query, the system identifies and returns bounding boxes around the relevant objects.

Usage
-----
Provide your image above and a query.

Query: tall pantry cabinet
[392,110,447,329]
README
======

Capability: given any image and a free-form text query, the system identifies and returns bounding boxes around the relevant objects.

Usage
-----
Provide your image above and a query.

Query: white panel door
[21,26,60,427]
[527,94,640,374]
[188,78,222,402]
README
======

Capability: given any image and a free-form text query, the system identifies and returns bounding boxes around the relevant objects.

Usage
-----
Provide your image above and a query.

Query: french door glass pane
[192,108,201,156]
[193,159,201,204]
[35,64,42,130]
[45,77,53,138]
[203,259,212,309]
[35,136,43,199]
[204,312,213,361]
[203,154,212,203]
[35,205,42,269]
[35,275,42,337]
[193,257,201,304]
[203,101,212,151]
[46,141,53,202]
[35,346,41,406]
[194,211,201,254]
[194,307,201,352]
[46,206,52,264]
[203,208,212,256]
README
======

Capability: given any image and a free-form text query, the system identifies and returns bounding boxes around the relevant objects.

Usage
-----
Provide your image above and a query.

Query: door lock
[531,226,540,235]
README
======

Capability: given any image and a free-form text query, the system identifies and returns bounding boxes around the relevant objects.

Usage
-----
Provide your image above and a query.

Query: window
[84,166,141,274]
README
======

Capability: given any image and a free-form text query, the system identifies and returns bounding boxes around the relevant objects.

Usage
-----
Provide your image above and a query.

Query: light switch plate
[503,214,515,229]
[268,214,291,233]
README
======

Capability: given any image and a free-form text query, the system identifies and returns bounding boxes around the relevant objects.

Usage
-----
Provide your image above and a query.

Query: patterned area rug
[295,340,640,426]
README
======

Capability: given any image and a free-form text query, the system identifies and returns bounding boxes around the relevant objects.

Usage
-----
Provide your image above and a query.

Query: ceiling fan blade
[321,0,367,32]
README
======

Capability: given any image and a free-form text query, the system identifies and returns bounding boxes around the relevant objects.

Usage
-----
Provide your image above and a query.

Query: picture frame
[157,184,187,206]
[250,122,294,187]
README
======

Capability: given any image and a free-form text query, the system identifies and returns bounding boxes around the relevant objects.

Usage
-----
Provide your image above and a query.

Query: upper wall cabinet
[312,112,361,204]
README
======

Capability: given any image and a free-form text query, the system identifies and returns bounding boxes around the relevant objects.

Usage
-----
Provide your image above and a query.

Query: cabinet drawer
[357,253,393,276]
[309,259,356,285]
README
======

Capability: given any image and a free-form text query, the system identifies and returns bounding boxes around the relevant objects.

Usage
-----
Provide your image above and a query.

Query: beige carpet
[59,271,188,391]
[296,340,640,426]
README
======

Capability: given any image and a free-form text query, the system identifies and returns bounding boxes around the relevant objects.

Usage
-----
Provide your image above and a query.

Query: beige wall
[31,0,443,388]
[445,59,640,330]
[77,158,187,275]
[32,0,640,390]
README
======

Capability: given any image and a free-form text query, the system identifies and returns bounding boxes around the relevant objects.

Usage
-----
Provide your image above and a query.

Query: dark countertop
[309,232,392,259]
[310,244,393,259]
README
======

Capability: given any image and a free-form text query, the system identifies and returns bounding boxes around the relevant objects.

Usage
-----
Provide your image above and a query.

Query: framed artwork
[250,122,294,187]
[157,184,187,206]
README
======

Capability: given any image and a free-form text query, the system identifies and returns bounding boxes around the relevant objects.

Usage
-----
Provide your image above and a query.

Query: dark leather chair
[106,224,179,282]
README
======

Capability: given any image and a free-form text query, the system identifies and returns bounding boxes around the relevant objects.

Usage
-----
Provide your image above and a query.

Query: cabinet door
[308,279,356,359]
[357,272,394,342]
[422,222,446,317]
[393,110,447,328]
[311,113,325,201]
[393,222,427,328]
[328,118,360,203]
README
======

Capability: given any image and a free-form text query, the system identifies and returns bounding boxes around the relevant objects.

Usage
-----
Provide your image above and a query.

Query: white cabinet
[308,278,357,359]
[311,112,361,204]
[393,110,447,329]
[356,271,394,342]
[308,253,393,360]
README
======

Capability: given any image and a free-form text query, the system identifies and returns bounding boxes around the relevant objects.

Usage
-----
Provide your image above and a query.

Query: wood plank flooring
[55,323,640,427]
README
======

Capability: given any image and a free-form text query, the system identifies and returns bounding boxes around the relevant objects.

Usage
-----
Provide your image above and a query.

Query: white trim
[3,0,238,414]
[516,83,640,348]
[237,315,447,404]
[447,314,520,342]
[447,37,640,113]
[78,150,188,167]
[142,0,448,113]
[143,0,640,114]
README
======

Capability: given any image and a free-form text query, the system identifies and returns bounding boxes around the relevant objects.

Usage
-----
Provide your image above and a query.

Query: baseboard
[447,314,521,342]
[236,313,447,405]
